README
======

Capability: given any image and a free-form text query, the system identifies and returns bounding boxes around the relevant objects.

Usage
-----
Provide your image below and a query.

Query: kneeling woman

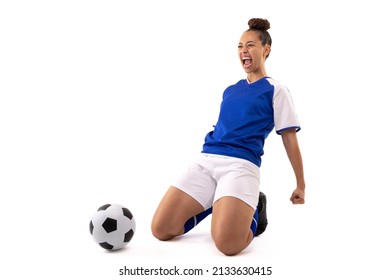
[151,18,306,256]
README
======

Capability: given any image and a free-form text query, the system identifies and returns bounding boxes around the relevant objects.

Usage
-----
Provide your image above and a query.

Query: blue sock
[250,208,259,238]
[184,207,212,234]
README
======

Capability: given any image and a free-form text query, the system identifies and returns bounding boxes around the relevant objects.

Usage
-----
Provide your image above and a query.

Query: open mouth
[242,57,252,68]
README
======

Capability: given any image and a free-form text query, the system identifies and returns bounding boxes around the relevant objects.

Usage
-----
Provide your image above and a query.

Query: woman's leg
[211,196,255,256]
[151,186,205,240]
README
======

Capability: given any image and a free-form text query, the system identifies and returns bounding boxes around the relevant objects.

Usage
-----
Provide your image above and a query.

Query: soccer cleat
[255,192,268,236]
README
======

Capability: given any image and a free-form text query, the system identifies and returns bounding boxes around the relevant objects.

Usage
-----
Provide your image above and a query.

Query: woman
[151,18,305,256]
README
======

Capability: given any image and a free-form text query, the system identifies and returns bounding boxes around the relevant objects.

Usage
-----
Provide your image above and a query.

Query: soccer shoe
[255,192,268,236]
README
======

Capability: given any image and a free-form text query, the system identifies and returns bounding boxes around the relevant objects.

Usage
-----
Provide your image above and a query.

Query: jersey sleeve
[272,83,301,135]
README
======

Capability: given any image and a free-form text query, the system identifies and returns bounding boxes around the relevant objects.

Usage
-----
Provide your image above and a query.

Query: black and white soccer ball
[89,204,136,250]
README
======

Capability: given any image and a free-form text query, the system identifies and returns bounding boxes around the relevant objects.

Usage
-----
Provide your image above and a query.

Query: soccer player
[151,18,306,256]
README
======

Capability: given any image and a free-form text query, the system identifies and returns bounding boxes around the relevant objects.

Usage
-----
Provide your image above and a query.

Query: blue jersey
[202,76,300,167]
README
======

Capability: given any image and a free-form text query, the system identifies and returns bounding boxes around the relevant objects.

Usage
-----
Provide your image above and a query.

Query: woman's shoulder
[264,77,289,94]
[264,76,284,86]
[224,79,247,91]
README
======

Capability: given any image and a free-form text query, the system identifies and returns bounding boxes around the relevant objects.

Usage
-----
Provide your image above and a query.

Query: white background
[1,0,389,279]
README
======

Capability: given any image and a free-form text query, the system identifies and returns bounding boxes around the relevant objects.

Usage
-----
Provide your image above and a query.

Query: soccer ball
[89,204,136,250]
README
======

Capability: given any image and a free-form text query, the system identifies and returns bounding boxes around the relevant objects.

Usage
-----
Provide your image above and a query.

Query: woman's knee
[151,216,182,241]
[212,227,251,256]
[151,186,204,240]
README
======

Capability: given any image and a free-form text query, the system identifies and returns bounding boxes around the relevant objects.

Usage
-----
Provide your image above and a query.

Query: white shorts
[174,153,260,210]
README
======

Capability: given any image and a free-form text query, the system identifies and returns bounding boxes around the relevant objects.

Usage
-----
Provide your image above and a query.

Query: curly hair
[247,18,272,47]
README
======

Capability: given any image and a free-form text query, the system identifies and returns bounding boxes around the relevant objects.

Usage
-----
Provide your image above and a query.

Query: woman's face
[238,31,270,75]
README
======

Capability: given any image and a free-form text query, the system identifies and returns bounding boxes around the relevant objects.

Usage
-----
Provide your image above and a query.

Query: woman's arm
[281,129,306,204]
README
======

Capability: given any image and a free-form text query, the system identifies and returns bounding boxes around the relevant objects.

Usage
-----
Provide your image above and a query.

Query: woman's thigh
[211,196,255,255]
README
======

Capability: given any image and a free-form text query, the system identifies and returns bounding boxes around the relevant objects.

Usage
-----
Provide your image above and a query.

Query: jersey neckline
[245,76,270,85]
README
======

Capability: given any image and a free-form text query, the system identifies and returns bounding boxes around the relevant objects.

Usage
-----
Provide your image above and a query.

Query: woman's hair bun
[248,18,270,31]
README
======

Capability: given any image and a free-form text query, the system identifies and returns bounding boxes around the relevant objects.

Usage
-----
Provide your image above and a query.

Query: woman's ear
[264,45,271,59]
